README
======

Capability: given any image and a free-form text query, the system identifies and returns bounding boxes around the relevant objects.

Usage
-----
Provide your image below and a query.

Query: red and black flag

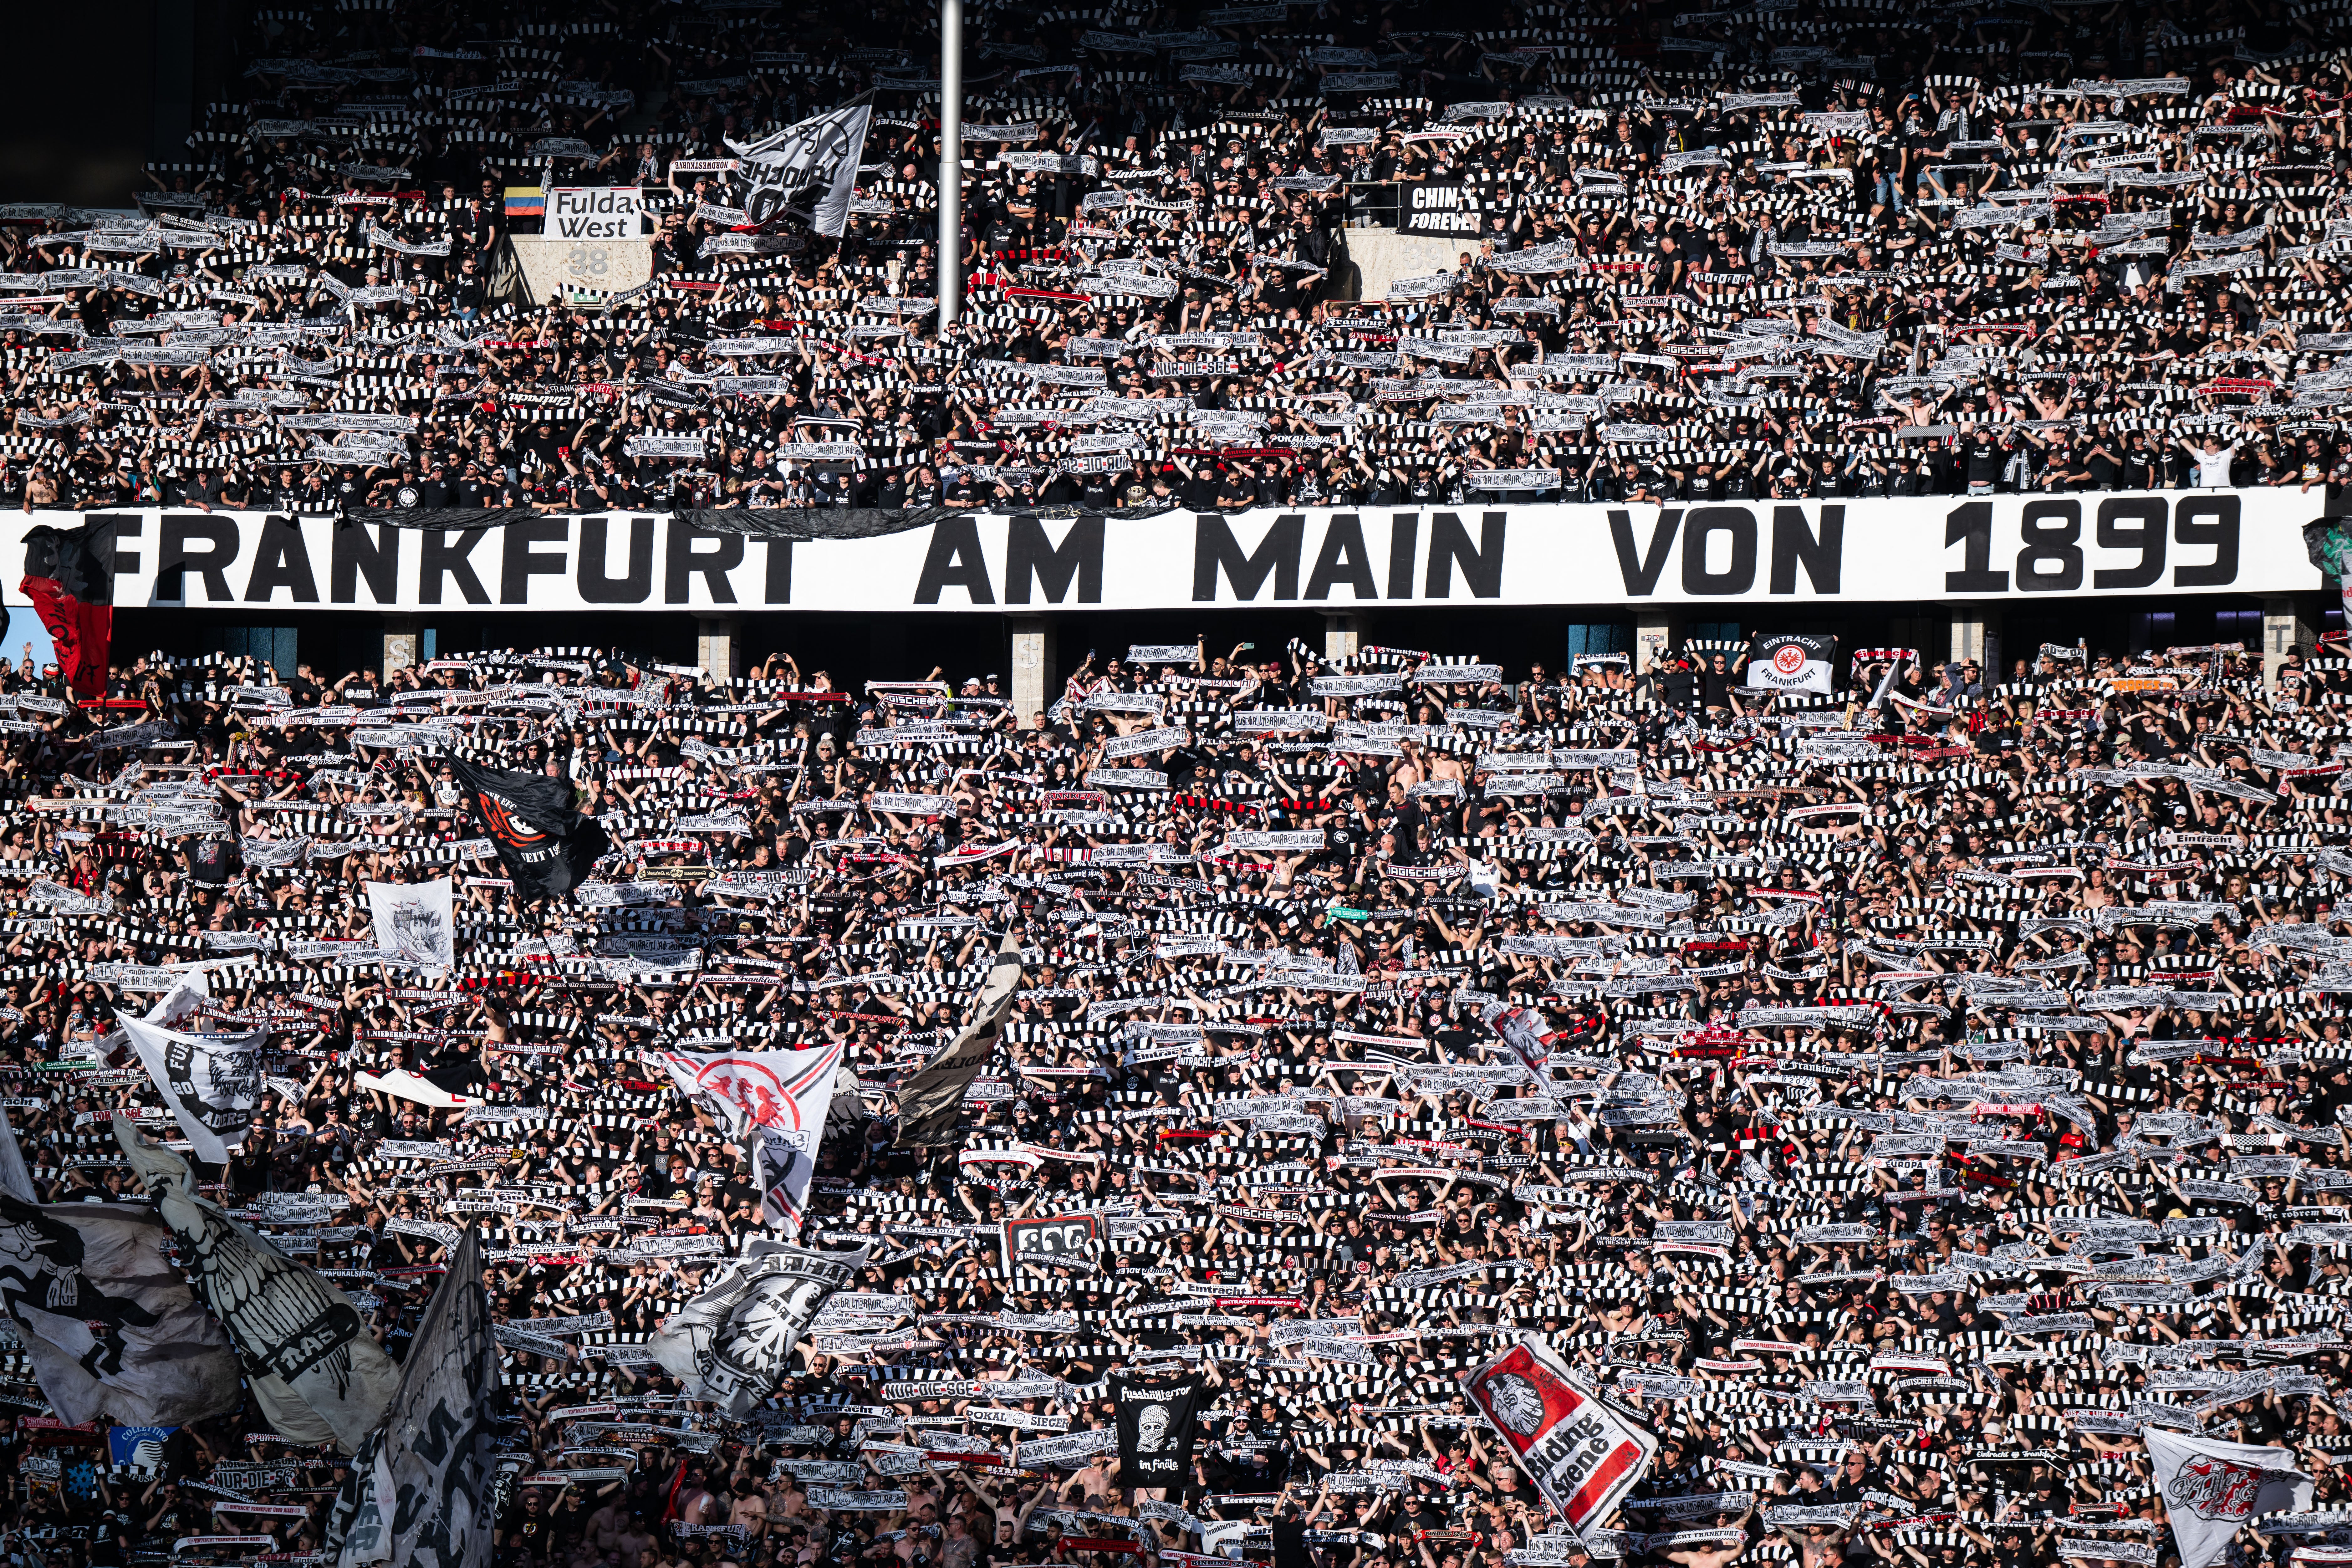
[443,757,610,901]
[19,517,121,699]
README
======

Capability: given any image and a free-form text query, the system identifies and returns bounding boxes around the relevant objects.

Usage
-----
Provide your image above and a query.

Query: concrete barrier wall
[506,234,652,305]
[1335,226,1475,302]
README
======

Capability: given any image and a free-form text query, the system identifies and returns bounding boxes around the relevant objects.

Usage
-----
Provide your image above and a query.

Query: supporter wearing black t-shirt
[1178,464,1220,511]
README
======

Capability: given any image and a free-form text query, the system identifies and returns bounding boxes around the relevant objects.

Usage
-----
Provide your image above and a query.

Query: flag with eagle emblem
[647,1239,871,1416]
[2145,1428,2312,1568]
[113,1116,398,1454]
[443,758,610,901]
[649,1043,845,1235]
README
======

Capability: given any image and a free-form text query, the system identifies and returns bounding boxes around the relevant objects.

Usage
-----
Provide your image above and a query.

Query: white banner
[654,1044,842,1136]
[365,879,455,974]
[655,1044,842,1232]
[2145,1428,2314,1568]
[31,493,2317,613]
[123,1009,267,1165]
[114,1117,400,1454]
[546,188,646,239]
[647,1239,870,1415]
[1465,1337,1656,1543]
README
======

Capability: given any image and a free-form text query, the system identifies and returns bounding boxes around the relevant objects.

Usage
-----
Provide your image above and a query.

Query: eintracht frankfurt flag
[654,1044,843,1232]
[2145,1427,2313,1568]
[725,104,872,237]
[1745,633,1837,694]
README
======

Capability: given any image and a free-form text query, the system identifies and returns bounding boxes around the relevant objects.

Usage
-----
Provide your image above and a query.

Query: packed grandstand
[17,0,2352,510]
[0,628,2330,1568]
[1,5,2351,1568]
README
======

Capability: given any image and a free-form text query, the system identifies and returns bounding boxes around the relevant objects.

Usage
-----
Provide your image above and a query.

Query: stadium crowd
[18,0,2352,511]
[5,1,2352,1567]
[0,627,2339,1568]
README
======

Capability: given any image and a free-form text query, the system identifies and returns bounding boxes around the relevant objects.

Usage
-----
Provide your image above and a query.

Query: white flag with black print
[113,1116,400,1454]
[1745,633,1838,695]
[329,1228,498,1568]
[364,877,456,974]
[0,1192,242,1428]
[656,1042,842,1234]
[647,1239,870,1416]
[725,103,873,237]
[2145,1428,2313,1568]
[121,998,267,1165]
[654,1041,843,1140]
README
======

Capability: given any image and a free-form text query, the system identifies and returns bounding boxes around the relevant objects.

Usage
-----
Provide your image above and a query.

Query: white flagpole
[938,0,963,328]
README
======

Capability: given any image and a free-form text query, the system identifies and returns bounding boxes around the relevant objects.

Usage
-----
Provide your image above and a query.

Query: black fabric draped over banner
[342,506,953,539]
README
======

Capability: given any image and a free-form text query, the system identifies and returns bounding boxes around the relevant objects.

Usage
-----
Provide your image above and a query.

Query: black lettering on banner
[1305,514,1378,600]
[1608,510,1680,596]
[1193,513,1302,601]
[1006,514,1104,604]
[765,537,793,605]
[1426,512,1504,599]
[408,1400,465,1469]
[577,516,656,604]
[244,515,320,603]
[500,515,572,604]
[1681,507,1756,596]
[157,513,239,601]
[109,515,141,576]
[2015,500,2084,592]
[913,515,995,605]
[1943,501,2008,593]
[2092,497,2167,589]
[419,528,494,605]
[2174,495,2240,587]
[1387,514,1418,599]
[665,519,746,604]
[332,520,399,603]
[1769,505,1841,595]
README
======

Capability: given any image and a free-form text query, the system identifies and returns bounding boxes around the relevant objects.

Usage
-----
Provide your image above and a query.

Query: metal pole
[938,0,962,328]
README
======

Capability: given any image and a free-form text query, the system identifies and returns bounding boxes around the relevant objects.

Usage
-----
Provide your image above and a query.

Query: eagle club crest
[2166,1456,2266,1520]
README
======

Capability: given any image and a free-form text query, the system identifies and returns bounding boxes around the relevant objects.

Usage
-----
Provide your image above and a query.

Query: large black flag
[326,1229,500,1568]
[1110,1371,1202,1490]
[443,757,610,901]
[19,515,120,698]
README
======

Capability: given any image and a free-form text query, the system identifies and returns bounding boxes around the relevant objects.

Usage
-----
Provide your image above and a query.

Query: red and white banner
[2146,1428,2313,1568]
[1463,1337,1656,1541]
[654,1043,843,1233]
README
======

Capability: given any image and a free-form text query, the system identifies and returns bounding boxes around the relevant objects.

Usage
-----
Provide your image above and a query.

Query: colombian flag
[503,186,543,218]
